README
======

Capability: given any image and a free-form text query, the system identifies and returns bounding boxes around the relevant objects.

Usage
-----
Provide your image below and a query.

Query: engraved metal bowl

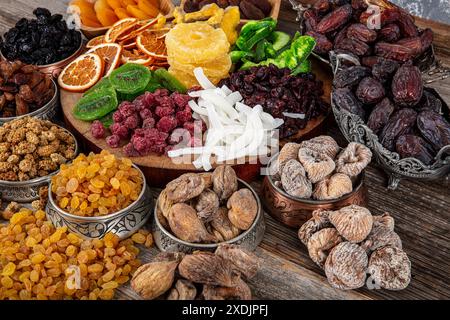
[261,154,367,228]
[45,164,153,240]
[152,179,265,253]
[0,125,79,202]
[0,79,59,125]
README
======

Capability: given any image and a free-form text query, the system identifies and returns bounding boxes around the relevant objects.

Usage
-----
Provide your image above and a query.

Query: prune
[367,98,396,134]
[374,42,414,62]
[347,23,377,43]
[335,38,370,56]
[371,58,399,83]
[380,109,417,151]
[395,135,434,164]
[316,4,353,34]
[306,31,333,55]
[332,88,365,119]
[392,63,423,107]
[333,66,371,89]
[356,77,385,104]
[418,89,442,113]
[378,23,401,43]
[417,110,450,152]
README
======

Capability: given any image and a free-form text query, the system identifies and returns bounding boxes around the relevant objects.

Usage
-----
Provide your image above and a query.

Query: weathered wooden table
[0,0,449,300]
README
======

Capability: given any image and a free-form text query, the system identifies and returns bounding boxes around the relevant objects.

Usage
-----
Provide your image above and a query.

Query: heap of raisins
[0,8,81,65]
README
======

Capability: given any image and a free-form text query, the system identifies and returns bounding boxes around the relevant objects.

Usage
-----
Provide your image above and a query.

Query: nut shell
[227,188,258,230]
[335,142,372,177]
[166,173,205,203]
[329,205,373,243]
[212,165,238,202]
[280,159,312,198]
[299,136,340,159]
[298,148,336,183]
[307,228,343,268]
[131,261,178,300]
[312,173,353,200]
[215,243,259,280]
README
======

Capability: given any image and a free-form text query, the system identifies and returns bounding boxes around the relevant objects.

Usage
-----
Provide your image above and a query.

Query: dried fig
[166,173,205,203]
[215,244,259,280]
[299,136,340,159]
[335,142,372,177]
[227,188,258,230]
[202,277,252,300]
[152,252,186,263]
[328,205,373,243]
[367,246,411,290]
[158,189,173,219]
[307,228,343,268]
[373,213,395,231]
[277,142,301,172]
[131,261,178,300]
[167,279,197,300]
[360,223,402,253]
[280,159,312,198]
[199,172,213,189]
[195,188,219,222]
[156,203,170,230]
[298,148,336,183]
[210,207,240,241]
[312,173,353,200]
[298,209,332,245]
[212,165,238,202]
[179,252,239,287]
[168,203,216,243]
[324,242,368,290]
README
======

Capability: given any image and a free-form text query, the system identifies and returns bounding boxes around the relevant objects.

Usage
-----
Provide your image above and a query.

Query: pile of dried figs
[271,136,372,200]
[156,165,258,243]
[299,204,411,291]
[131,244,259,300]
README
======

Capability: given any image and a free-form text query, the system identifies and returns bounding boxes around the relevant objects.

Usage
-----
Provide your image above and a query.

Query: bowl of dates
[0,8,83,77]
[153,167,265,253]
[0,60,59,124]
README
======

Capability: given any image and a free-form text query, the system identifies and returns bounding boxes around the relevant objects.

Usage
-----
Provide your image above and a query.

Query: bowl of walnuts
[0,117,78,202]
[153,165,265,253]
[261,136,371,228]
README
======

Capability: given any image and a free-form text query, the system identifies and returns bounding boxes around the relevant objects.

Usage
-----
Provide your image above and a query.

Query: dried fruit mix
[182,0,272,20]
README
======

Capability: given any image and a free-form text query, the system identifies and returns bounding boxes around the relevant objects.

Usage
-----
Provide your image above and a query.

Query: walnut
[328,205,373,243]
[131,261,178,300]
[299,136,340,159]
[298,148,336,183]
[307,228,343,268]
[373,213,395,231]
[367,246,411,290]
[227,188,258,230]
[158,189,174,219]
[215,244,259,280]
[1,202,21,220]
[312,173,353,200]
[324,242,368,290]
[179,252,239,287]
[199,172,213,189]
[202,277,252,300]
[25,131,39,145]
[298,209,332,245]
[0,161,13,173]
[195,188,219,222]
[280,159,312,198]
[212,165,238,202]
[360,223,402,253]
[18,159,33,172]
[278,142,301,172]
[167,279,197,300]
[168,203,216,243]
[6,154,20,164]
[335,142,372,177]
[209,207,240,242]
[166,173,205,203]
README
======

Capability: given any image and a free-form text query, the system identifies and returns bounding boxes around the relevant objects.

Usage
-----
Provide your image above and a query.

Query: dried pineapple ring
[167,54,231,79]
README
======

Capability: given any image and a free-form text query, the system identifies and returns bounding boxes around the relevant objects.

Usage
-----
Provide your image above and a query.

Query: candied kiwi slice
[85,76,112,95]
[73,87,118,121]
[110,63,151,95]
[154,68,187,93]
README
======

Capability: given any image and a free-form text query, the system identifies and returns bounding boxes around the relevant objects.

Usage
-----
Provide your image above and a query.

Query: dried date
[367,98,396,134]
[392,63,423,107]
[395,135,434,165]
[333,65,371,89]
[397,11,418,38]
[356,77,385,105]
[347,23,377,43]
[378,23,401,43]
[372,58,399,83]
[360,7,400,27]
[418,89,442,113]
[332,88,366,120]
[417,110,450,152]
[380,109,417,151]
[304,9,320,32]
[306,31,333,55]
[374,42,415,62]
[335,37,370,56]
[316,4,353,34]
[314,0,331,14]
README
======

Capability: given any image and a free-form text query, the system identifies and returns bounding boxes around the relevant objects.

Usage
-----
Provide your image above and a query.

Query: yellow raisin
[31,253,46,264]
[66,178,79,193]
[1,276,14,289]
[1,262,16,276]
[99,288,115,300]
[59,197,69,209]
[131,233,146,244]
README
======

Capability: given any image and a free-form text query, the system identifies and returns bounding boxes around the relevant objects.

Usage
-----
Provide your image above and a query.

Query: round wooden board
[60,59,332,187]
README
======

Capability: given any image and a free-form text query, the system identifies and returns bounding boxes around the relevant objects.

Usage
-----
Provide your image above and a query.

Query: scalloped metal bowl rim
[331,101,450,169]
[47,163,147,222]
[0,79,58,122]
[266,152,365,204]
[154,178,263,249]
[0,125,79,186]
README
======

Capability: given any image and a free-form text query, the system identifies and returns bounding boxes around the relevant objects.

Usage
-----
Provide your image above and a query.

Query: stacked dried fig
[298,204,411,291]
[156,165,258,243]
[272,136,372,200]
[131,244,259,300]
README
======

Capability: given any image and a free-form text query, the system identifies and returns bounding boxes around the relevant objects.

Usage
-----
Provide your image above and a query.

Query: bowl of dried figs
[261,136,370,228]
[0,117,78,202]
[152,165,265,253]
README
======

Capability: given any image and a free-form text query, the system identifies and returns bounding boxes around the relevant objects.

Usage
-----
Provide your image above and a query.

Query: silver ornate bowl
[152,179,265,253]
[45,164,153,240]
[0,79,59,125]
[0,125,78,202]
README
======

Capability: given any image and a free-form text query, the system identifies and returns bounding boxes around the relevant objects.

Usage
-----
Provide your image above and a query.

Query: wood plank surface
[0,0,449,300]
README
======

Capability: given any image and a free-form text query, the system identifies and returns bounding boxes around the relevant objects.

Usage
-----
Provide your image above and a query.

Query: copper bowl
[261,155,368,228]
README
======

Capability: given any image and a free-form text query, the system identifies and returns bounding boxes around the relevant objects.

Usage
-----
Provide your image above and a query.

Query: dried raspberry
[139,109,153,120]
[110,123,129,139]
[124,114,140,130]
[155,105,174,118]
[132,95,146,111]
[150,142,167,154]
[154,89,169,98]
[123,142,142,157]
[131,135,149,153]
[144,128,169,143]
[171,92,191,109]
[157,116,178,133]
[91,120,105,139]
[106,135,120,148]
[168,128,191,145]
[175,106,193,125]
[112,111,124,123]
[142,92,156,109]
[183,120,206,136]
[142,117,155,129]
[118,101,136,118]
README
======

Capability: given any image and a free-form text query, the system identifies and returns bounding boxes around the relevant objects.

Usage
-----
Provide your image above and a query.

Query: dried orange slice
[86,43,122,77]
[86,35,105,48]
[104,17,138,43]
[121,49,153,65]
[136,30,168,60]
[116,18,158,42]
[58,53,104,92]
[120,40,137,49]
